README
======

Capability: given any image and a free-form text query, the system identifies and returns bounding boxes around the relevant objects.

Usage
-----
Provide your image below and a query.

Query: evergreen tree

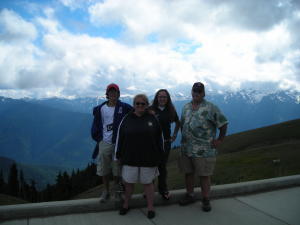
[0,170,6,194]
[19,170,26,199]
[8,163,19,197]
[43,184,53,201]
[23,182,31,202]
[62,171,71,199]
[29,179,38,202]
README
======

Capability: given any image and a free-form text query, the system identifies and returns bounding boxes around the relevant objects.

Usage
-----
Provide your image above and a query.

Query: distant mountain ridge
[0,98,94,169]
[0,89,299,168]
[17,89,300,135]
[16,89,300,115]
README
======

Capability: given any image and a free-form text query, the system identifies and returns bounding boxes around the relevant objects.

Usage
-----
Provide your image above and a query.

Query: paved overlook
[1,175,299,225]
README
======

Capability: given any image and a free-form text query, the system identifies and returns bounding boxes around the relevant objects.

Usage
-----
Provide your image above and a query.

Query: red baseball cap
[106,83,120,93]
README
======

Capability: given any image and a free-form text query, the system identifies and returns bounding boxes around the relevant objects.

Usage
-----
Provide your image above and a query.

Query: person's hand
[171,134,177,142]
[211,139,223,148]
[148,109,155,115]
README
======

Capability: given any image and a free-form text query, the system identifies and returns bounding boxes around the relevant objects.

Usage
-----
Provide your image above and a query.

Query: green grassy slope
[0,194,28,206]
[218,118,300,154]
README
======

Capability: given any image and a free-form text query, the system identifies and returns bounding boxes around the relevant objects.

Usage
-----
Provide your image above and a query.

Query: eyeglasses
[158,96,167,99]
[135,102,146,106]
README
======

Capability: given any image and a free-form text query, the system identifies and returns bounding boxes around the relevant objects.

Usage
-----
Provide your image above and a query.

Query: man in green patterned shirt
[178,82,228,212]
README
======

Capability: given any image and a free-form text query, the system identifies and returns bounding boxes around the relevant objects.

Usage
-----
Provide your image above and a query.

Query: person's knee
[200,176,210,180]
[185,173,194,177]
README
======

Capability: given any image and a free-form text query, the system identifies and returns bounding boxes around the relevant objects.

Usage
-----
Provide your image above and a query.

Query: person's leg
[97,142,112,202]
[122,182,134,209]
[112,160,124,199]
[178,154,195,193]
[200,176,210,199]
[178,172,195,205]
[140,167,159,218]
[178,155,196,205]
[197,157,216,212]
[200,176,212,211]
[99,174,110,202]
[144,183,155,211]
[102,175,110,192]
[120,165,138,212]
[158,142,171,196]
[185,173,195,194]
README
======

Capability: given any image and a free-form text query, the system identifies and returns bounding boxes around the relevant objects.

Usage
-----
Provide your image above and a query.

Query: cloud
[88,0,215,42]
[0,9,37,42]
[207,0,293,31]
[0,0,300,99]
[59,0,95,10]
[87,0,299,41]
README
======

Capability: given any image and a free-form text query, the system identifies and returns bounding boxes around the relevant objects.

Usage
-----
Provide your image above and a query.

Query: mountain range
[0,90,300,187]
[0,97,94,169]
[22,89,300,135]
[0,89,299,188]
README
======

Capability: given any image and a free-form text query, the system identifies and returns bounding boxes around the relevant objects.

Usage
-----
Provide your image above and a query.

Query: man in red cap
[91,83,133,203]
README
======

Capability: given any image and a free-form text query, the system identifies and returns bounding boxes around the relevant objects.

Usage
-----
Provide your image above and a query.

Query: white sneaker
[99,190,110,203]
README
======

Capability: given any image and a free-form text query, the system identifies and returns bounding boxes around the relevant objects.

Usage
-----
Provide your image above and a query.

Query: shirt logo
[148,121,153,126]
[107,123,113,131]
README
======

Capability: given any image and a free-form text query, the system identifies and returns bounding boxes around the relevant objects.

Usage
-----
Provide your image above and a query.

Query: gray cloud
[209,0,295,31]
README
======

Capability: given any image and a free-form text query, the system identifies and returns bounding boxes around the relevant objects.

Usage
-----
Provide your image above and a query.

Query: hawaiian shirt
[181,99,228,158]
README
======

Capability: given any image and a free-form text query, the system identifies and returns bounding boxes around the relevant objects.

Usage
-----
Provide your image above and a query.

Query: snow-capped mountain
[0,89,299,170]
[16,89,300,135]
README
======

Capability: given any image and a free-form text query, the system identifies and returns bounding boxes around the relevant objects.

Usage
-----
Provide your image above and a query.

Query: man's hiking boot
[179,193,195,206]
[202,198,211,212]
[99,190,110,203]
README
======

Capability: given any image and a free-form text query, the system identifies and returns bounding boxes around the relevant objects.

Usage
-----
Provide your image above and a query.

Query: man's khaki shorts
[178,154,216,176]
[96,141,120,176]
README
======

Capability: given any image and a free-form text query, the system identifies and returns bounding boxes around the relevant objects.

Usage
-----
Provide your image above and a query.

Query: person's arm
[91,107,101,142]
[115,116,127,160]
[171,120,181,142]
[180,105,187,132]
[211,123,228,148]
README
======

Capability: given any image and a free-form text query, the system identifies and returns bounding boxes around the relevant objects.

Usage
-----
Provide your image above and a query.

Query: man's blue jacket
[91,100,132,158]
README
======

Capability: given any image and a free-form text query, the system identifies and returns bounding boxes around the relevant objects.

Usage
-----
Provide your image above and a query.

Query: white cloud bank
[0,0,300,98]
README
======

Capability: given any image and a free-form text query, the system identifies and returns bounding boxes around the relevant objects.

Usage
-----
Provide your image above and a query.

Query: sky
[0,0,300,99]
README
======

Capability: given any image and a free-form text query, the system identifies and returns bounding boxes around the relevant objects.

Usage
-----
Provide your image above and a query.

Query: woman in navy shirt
[150,89,180,200]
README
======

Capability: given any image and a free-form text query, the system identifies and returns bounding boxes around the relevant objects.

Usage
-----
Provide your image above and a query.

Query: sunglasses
[135,102,146,106]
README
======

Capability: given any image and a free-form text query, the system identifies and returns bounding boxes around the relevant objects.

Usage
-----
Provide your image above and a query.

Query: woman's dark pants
[158,141,171,194]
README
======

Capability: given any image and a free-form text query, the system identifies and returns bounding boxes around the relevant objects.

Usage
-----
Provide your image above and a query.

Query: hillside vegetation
[74,118,300,199]
[0,194,28,206]
[217,119,300,154]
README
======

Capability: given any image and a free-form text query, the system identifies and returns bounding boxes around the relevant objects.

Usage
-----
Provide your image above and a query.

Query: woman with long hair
[150,89,180,200]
